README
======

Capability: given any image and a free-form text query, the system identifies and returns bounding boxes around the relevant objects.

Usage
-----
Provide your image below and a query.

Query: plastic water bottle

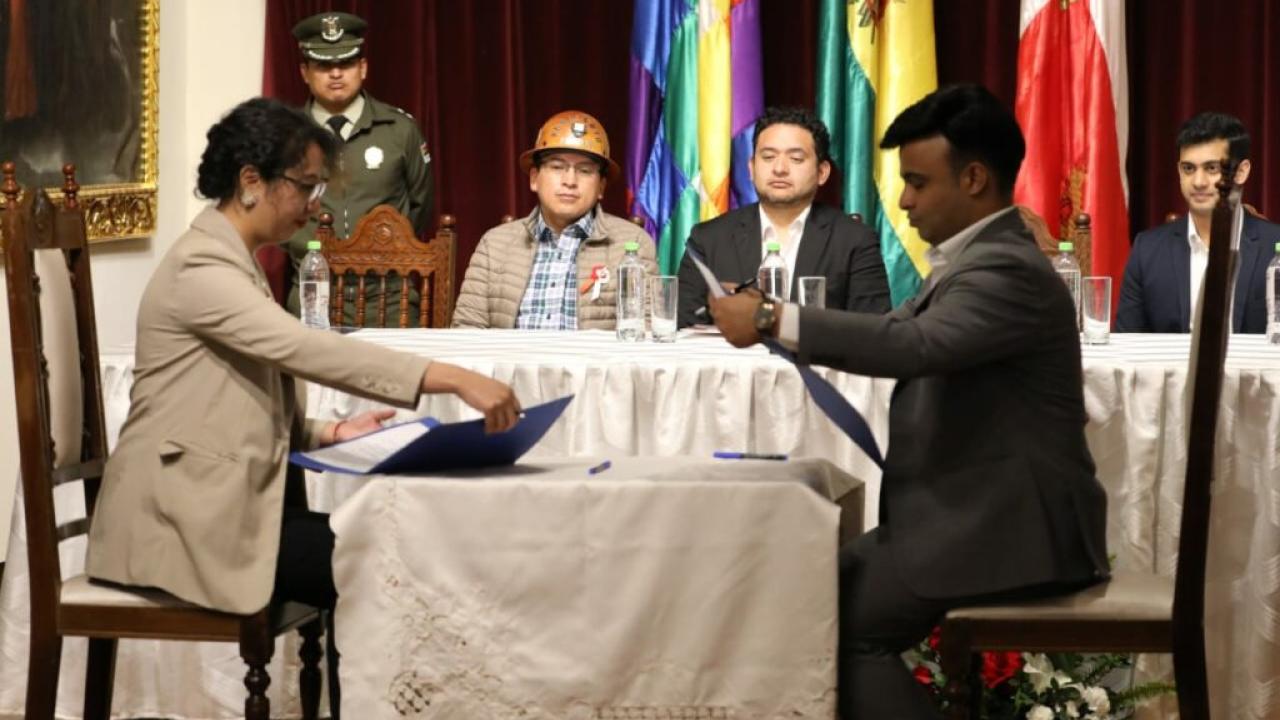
[299,240,331,330]
[616,241,646,341]
[1054,241,1082,328]
[1267,242,1280,343]
[758,241,788,300]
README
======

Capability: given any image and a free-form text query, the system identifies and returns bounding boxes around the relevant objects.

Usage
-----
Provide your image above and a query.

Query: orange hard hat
[519,110,620,181]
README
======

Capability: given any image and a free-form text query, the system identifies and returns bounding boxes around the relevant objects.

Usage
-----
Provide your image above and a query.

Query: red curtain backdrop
[261,0,1280,294]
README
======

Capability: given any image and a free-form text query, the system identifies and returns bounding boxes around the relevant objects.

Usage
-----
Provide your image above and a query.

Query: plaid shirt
[515,210,596,330]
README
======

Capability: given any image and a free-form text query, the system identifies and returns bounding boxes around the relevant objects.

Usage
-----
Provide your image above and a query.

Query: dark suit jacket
[1116,214,1279,333]
[675,203,891,327]
[797,209,1109,600]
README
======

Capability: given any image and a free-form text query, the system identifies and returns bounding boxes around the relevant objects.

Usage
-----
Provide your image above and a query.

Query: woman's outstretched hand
[422,362,522,434]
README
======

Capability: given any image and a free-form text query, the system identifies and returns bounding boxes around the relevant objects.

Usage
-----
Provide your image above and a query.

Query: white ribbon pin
[590,267,610,302]
[364,146,384,170]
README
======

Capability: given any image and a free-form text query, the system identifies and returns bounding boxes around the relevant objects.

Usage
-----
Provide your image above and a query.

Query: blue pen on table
[713,451,788,461]
[587,459,612,475]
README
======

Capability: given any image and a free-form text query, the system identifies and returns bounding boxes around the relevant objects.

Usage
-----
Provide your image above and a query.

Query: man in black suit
[1117,112,1279,333]
[675,107,891,327]
[709,85,1109,719]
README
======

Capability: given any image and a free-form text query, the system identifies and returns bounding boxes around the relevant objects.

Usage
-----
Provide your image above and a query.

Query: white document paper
[299,421,430,475]
[686,248,729,298]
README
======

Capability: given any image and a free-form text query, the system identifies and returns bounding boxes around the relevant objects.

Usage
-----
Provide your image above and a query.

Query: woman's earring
[241,190,258,208]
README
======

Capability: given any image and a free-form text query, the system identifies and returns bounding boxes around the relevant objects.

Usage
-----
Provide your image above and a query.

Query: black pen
[695,277,759,320]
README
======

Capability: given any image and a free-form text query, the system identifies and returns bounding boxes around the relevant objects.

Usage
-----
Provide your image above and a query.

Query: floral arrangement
[905,627,1175,719]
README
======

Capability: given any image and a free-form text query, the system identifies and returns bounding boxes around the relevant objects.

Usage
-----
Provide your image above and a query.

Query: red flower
[913,665,934,686]
[980,651,1024,689]
[927,625,942,652]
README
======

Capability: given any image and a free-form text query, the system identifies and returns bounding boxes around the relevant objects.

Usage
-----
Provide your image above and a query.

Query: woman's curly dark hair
[196,97,338,201]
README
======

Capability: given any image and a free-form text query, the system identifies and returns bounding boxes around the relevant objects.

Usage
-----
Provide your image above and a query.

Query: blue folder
[290,395,573,475]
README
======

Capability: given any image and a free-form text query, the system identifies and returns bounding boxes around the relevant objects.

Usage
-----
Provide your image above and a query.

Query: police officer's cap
[292,12,367,62]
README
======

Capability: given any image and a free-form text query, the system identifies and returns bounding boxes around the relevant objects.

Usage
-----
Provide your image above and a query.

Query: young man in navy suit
[1116,112,1279,333]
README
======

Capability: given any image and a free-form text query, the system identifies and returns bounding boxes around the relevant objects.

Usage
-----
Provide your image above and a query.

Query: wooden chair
[1067,212,1092,273]
[1014,205,1058,255]
[1015,206,1093,272]
[1,163,326,720]
[318,204,456,328]
[936,170,1241,720]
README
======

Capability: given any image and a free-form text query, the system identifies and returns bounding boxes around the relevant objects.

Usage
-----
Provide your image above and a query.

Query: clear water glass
[650,275,678,342]
[798,276,827,308]
[1081,276,1111,345]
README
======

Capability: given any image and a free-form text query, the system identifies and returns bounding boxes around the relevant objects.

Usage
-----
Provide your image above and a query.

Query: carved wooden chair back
[318,205,455,328]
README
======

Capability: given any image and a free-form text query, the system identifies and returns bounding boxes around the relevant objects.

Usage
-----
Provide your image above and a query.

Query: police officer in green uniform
[286,11,434,325]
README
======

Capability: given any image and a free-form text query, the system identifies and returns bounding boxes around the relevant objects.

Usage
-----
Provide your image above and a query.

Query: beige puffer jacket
[452,208,658,330]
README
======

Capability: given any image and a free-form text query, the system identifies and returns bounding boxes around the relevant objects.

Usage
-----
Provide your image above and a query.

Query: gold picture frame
[0,0,159,242]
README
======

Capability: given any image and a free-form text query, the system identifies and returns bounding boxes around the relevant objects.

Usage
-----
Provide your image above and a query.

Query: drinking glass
[1081,276,1112,345]
[650,275,679,342]
[798,276,827,308]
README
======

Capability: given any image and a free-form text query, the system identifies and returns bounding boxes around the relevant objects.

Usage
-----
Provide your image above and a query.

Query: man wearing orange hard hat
[452,110,657,329]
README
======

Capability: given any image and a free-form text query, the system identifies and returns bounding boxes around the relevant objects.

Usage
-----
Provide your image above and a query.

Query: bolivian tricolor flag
[817,0,937,306]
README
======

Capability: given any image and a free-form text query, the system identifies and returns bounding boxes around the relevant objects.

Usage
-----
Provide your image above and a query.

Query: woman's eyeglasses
[280,175,327,203]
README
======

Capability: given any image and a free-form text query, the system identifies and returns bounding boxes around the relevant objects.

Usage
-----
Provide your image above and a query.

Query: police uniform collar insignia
[321,15,343,42]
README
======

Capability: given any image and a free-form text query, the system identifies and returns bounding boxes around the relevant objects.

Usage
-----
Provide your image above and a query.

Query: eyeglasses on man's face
[540,159,601,179]
[280,174,327,203]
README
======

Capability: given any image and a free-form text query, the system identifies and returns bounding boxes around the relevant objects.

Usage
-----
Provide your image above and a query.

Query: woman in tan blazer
[86,98,521,615]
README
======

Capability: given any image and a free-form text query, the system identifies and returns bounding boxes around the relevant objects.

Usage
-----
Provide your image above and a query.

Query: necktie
[326,115,348,141]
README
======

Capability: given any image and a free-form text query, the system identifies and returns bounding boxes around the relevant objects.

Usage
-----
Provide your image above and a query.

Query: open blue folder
[290,395,573,475]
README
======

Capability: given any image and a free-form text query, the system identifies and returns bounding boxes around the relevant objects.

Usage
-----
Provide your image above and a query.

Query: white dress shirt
[1187,216,1209,331]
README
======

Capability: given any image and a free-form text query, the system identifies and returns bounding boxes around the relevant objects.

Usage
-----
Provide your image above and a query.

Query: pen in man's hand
[695,277,760,320]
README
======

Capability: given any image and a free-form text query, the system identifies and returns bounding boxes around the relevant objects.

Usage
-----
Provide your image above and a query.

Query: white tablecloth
[333,456,859,719]
[299,330,894,528]
[2,329,1278,718]
[1079,334,1280,720]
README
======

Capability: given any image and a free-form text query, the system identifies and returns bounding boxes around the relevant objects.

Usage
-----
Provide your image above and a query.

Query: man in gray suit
[709,85,1109,719]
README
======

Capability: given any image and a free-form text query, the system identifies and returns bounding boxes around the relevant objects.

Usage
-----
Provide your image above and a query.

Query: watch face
[754,300,776,333]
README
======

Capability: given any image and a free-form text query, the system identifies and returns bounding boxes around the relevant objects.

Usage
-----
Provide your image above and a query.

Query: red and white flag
[1014,0,1128,298]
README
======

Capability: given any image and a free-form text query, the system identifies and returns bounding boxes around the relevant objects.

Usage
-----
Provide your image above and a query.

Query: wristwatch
[753,297,778,336]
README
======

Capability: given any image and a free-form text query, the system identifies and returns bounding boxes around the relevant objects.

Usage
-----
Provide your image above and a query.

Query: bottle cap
[1058,241,1074,252]
[624,241,639,252]
[307,240,322,251]
[766,241,781,252]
